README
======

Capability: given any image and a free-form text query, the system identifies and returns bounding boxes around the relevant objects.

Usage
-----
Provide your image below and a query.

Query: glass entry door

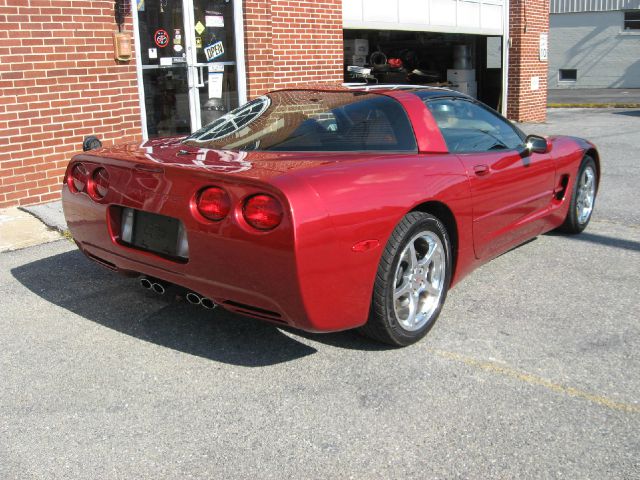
[134,0,243,138]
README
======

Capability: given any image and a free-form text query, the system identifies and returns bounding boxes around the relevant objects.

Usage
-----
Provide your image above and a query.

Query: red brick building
[0,0,549,208]
[508,0,550,121]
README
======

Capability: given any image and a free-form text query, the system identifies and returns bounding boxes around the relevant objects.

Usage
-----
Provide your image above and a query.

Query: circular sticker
[154,29,169,48]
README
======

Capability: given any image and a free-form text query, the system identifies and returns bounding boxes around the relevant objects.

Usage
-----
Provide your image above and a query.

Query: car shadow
[612,110,640,117]
[11,249,322,367]
[282,328,392,352]
[544,230,640,252]
[11,249,391,366]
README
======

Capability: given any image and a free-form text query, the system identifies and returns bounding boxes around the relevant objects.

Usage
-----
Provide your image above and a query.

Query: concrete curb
[0,207,63,252]
[548,103,640,108]
[20,201,69,235]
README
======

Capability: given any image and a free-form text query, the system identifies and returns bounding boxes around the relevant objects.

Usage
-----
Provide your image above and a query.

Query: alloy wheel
[392,231,446,331]
[576,165,596,225]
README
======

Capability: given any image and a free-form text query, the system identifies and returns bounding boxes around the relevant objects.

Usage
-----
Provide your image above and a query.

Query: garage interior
[343,30,504,111]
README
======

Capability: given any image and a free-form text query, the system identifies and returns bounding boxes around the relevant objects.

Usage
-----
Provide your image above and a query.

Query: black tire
[360,212,452,347]
[557,155,598,234]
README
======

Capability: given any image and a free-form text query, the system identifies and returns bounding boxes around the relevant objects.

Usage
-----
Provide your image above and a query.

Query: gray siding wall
[551,0,640,13]
[549,11,640,88]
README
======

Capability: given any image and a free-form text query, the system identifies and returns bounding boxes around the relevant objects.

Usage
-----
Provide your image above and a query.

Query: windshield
[183,90,417,152]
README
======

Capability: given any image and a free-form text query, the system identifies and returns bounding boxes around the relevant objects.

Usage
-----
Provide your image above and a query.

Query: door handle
[195,66,205,88]
[473,164,490,176]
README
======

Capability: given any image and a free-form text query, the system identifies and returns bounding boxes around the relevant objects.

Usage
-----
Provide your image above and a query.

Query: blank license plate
[127,210,181,257]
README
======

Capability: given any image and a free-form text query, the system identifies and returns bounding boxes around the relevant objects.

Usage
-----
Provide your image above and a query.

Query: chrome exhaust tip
[201,298,217,310]
[140,276,167,295]
[186,292,202,305]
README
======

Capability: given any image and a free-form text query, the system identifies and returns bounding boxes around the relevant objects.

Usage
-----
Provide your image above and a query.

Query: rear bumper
[62,185,316,330]
[76,240,290,324]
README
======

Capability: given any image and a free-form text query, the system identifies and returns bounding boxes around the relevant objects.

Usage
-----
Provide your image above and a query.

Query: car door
[425,98,556,260]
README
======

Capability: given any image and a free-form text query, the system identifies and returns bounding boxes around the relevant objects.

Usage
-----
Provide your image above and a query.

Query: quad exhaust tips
[139,276,167,295]
[139,276,216,309]
[186,291,217,309]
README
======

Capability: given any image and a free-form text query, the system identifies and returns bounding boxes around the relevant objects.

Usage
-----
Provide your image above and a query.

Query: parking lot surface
[1,109,639,479]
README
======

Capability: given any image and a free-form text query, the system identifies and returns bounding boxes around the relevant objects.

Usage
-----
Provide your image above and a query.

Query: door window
[143,68,191,137]
[137,0,186,66]
[425,98,525,153]
[193,0,236,65]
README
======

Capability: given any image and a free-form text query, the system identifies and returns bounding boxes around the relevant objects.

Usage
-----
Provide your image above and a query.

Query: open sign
[204,41,224,62]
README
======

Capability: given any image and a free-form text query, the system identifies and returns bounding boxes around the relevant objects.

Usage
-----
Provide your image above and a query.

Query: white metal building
[549,0,640,88]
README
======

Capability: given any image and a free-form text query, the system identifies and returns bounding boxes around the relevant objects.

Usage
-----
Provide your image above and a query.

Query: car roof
[343,84,472,100]
[271,85,472,101]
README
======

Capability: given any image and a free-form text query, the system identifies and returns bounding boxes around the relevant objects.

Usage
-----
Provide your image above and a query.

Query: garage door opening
[343,30,504,111]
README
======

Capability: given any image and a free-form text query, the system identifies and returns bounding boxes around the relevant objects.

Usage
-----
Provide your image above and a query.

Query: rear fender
[282,153,472,331]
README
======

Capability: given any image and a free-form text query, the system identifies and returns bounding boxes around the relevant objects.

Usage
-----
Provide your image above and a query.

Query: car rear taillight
[68,163,89,193]
[196,187,231,221]
[88,167,109,200]
[242,194,283,231]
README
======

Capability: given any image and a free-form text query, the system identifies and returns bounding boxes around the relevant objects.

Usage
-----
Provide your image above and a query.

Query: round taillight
[88,167,109,200]
[243,194,283,231]
[197,187,231,221]
[68,163,89,193]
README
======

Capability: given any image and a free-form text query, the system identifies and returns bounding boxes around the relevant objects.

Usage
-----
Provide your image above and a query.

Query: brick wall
[243,0,343,99]
[0,0,142,208]
[507,0,550,122]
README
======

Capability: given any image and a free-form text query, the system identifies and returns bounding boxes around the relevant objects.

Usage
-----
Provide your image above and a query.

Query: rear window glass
[184,90,417,152]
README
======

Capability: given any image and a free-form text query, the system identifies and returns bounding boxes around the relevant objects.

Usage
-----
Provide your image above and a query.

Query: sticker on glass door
[154,29,169,48]
[204,41,224,62]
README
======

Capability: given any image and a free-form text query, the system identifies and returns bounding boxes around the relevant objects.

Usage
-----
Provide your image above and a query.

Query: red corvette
[62,87,599,346]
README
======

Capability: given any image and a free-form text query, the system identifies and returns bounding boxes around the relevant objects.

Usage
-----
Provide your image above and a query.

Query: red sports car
[62,87,599,346]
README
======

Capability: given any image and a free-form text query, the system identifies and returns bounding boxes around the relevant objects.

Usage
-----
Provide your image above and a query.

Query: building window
[624,11,640,30]
[559,69,577,82]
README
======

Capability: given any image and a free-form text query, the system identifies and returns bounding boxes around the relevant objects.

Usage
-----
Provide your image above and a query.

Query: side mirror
[525,134,551,155]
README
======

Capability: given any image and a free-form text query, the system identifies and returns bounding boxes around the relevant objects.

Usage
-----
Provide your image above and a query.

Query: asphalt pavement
[1,109,639,479]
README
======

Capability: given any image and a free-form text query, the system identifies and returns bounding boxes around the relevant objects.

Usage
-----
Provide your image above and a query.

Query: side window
[426,99,525,153]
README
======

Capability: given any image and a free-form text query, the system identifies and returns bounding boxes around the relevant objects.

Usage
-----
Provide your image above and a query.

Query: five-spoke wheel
[576,164,596,225]
[392,231,446,332]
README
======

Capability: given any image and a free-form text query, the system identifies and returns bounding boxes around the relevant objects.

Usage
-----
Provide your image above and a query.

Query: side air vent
[555,174,570,201]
